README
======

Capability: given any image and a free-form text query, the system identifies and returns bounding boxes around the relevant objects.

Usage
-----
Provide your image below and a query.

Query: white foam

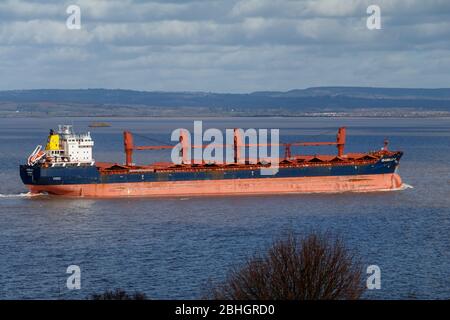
[0,192,45,198]
[353,183,414,193]
[400,183,414,190]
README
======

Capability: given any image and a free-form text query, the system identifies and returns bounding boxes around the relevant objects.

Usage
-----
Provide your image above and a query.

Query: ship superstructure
[28,125,94,166]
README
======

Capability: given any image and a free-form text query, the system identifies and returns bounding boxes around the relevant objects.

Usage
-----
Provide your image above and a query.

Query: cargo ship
[20,125,403,197]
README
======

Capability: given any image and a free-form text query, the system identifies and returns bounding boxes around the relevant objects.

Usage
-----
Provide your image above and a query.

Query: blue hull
[20,152,402,186]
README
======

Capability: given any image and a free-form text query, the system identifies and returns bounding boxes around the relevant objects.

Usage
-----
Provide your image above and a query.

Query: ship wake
[0,192,46,198]
[353,183,414,193]
[399,183,414,190]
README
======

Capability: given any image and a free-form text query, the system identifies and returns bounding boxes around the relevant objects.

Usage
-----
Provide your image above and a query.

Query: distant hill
[1,87,450,117]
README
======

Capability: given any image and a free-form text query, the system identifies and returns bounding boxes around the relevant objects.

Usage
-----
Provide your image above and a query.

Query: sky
[0,0,450,93]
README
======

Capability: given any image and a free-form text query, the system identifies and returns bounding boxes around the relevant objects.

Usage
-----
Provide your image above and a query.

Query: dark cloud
[0,0,449,92]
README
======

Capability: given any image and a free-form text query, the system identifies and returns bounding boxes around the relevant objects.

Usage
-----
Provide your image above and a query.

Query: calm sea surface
[0,117,449,299]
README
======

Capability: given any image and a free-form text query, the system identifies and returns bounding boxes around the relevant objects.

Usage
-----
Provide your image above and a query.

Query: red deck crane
[123,127,346,166]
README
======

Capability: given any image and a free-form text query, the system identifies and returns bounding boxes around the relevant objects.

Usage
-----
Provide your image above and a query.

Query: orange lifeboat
[27,145,46,166]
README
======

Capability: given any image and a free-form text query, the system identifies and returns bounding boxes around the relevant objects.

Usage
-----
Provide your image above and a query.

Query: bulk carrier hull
[20,151,403,198]
[24,174,403,197]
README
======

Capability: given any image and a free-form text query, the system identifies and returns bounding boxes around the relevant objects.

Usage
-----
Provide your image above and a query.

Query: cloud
[0,19,93,45]
[0,0,449,92]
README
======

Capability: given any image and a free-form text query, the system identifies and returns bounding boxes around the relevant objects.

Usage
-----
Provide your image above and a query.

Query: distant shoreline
[3,112,450,119]
[1,87,450,119]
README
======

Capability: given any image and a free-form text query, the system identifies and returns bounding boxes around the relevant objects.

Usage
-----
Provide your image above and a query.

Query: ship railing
[50,161,95,167]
